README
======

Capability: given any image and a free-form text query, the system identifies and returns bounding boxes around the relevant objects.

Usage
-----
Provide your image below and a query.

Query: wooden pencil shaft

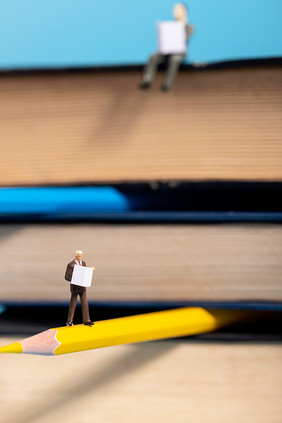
[0,308,246,356]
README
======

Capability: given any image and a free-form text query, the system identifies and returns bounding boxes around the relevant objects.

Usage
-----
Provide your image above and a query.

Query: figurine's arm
[185,23,194,40]
[65,262,74,282]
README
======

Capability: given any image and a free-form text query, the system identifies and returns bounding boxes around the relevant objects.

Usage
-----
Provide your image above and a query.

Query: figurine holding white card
[64,250,95,326]
[139,3,194,91]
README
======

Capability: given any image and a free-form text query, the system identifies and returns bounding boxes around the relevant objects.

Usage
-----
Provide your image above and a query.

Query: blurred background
[0,1,282,422]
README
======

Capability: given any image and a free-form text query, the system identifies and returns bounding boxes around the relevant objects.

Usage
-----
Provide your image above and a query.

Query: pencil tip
[0,342,23,354]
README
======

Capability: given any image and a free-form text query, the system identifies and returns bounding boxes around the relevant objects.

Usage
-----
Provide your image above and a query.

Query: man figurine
[65,250,95,326]
[139,3,194,91]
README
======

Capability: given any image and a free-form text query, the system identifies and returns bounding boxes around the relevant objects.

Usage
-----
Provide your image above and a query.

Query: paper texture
[157,21,186,54]
[71,265,93,288]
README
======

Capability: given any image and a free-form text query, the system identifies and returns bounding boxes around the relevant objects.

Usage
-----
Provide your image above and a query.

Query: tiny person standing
[65,250,95,326]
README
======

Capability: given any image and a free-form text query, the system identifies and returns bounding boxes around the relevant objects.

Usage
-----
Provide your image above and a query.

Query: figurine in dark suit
[139,3,194,91]
[65,250,95,326]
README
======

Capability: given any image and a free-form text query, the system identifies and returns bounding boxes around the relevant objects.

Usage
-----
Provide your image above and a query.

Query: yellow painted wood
[0,308,246,355]
[53,307,236,355]
[0,342,23,354]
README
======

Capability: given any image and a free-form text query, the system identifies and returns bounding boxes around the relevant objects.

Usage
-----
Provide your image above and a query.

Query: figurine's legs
[79,289,91,322]
[67,290,78,322]
[162,53,185,90]
[141,53,164,86]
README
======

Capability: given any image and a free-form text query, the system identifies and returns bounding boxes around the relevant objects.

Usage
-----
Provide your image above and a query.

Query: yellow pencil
[0,307,246,356]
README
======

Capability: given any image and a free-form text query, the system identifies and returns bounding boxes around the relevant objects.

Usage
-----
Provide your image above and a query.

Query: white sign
[71,265,93,288]
[157,21,186,55]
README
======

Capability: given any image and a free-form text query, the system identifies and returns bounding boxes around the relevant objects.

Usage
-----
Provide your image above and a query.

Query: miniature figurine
[65,250,95,326]
[139,3,194,91]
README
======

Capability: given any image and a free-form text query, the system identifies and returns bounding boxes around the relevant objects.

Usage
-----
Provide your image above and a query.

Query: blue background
[0,0,281,69]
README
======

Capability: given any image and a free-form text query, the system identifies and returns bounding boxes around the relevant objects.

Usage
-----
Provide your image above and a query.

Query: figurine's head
[174,3,188,21]
[75,250,83,261]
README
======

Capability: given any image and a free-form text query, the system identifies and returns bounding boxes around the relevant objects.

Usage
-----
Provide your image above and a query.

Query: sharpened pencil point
[0,342,23,354]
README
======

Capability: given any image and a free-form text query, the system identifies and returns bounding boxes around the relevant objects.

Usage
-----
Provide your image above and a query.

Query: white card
[71,265,93,288]
[157,21,186,54]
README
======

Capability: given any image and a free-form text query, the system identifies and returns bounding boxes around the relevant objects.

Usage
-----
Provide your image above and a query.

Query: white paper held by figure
[71,265,93,288]
[157,21,186,55]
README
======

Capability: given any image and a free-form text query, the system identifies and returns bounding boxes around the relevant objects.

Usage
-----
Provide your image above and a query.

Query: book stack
[0,61,281,306]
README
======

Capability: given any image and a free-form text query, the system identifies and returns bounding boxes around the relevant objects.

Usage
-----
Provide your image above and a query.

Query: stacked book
[0,61,281,306]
